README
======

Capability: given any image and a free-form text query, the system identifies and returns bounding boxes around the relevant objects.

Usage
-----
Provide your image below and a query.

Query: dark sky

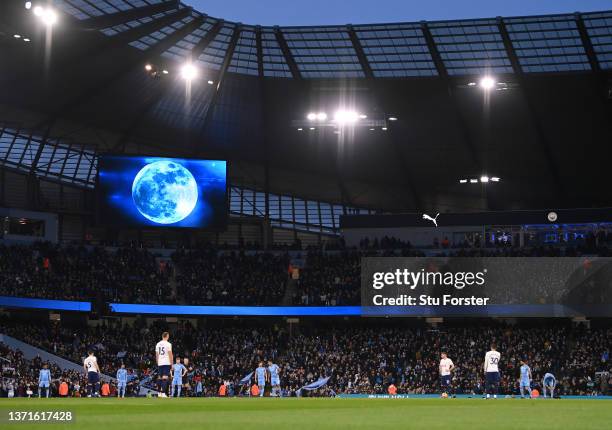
[184,0,611,26]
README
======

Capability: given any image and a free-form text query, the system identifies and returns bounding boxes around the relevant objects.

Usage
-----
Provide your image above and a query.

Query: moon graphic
[131,160,198,224]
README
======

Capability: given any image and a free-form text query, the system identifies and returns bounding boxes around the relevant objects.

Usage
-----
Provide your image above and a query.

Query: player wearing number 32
[156,331,173,398]
[484,343,501,399]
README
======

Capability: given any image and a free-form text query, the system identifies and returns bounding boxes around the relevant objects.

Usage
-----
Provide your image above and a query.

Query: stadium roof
[0,1,611,214]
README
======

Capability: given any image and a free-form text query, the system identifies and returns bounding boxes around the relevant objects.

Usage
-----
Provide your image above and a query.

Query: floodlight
[491,177,500,182]
[307,113,317,121]
[369,128,375,131]
[381,127,387,131]
[297,128,303,131]
[480,176,489,183]
[309,127,315,130]
[23,38,31,42]
[459,179,468,184]
[316,112,327,121]
[480,76,495,90]
[207,80,214,85]
[334,110,359,124]
[162,69,169,74]
[41,8,58,26]
[470,179,478,183]
[359,114,367,119]
[388,116,398,121]
[145,64,153,71]
[33,6,43,16]
[25,2,32,10]
[180,63,197,81]
[14,34,21,38]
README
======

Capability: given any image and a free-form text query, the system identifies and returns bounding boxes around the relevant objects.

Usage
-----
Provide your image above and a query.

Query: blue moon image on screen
[131,160,198,224]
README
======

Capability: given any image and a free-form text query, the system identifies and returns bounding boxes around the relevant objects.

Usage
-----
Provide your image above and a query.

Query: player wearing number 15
[484,343,501,399]
[155,331,173,398]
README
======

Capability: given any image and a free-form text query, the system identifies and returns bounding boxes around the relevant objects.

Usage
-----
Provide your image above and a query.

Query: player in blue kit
[116,364,128,398]
[171,356,187,398]
[267,360,281,397]
[255,362,267,397]
[542,372,556,398]
[519,359,532,398]
[38,364,51,398]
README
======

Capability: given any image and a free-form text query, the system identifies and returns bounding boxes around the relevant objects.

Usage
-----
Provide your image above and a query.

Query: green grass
[1,398,611,430]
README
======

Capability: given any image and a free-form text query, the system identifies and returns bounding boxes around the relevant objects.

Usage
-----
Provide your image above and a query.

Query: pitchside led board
[98,156,227,229]
[361,257,612,318]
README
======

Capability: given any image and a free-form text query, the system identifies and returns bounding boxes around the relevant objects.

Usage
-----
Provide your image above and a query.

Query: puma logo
[422,213,440,227]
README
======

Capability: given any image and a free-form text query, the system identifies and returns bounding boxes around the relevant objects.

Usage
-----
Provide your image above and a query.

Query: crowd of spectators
[1,319,610,397]
[172,248,288,305]
[0,243,173,303]
[0,341,93,398]
[0,236,611,306]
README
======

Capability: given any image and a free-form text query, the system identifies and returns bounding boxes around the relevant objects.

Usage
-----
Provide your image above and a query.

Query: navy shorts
[440,375,451,387]
[485,372,500,385]
[87,372,100,384]
[158,365,171,377]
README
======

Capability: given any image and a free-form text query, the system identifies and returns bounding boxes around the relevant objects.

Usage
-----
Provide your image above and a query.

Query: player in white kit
[155,331,173,397]
[83,350,101,398]
[439,352,455,397]
[483,343,501,399]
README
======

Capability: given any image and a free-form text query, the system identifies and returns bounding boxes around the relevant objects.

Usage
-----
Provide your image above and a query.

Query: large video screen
[98,156,227,228]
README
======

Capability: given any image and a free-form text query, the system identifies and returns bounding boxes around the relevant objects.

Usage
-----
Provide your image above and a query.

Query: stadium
[0,0,611,428]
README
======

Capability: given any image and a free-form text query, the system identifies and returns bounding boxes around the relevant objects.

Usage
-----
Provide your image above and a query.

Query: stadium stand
[1,318,610,397]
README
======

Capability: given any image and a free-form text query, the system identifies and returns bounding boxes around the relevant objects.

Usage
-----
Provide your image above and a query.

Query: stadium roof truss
[50,1,612,77]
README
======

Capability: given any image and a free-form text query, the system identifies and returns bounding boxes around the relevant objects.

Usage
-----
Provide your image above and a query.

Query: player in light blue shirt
[255,362,267,397]
[542,372,556,398]
[116,364,128,398]
[267,360,281,397]
[38,364,51,398]
[171,357,187,398]
[518,359,532,399]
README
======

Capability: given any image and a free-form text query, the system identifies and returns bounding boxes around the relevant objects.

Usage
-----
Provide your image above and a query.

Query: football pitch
[1,398,611,430]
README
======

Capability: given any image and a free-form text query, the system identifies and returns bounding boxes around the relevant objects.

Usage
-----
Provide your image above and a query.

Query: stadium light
[207,80,214,85]
[359,114,367,119]
[40,8,58,26]
[145,64,153,72]
[369,128,375,131]
[316,112,327,121]
[491,177,500,182]
[297,128,303,131]
[309,127,315,130]
[180,63,197,81]
[334,110,359,124]
[381,127,387,131]
[480,76,495,90]
[470,179,478,183]
[388,116,398,121]
[459,179,468,183]
[162,69,169,75]
[307,113,317,121]
[480,176,490,183]
[14,34,21,39]
[33,5,43,16]
[23,38,30,42]
[25,2,32,9]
